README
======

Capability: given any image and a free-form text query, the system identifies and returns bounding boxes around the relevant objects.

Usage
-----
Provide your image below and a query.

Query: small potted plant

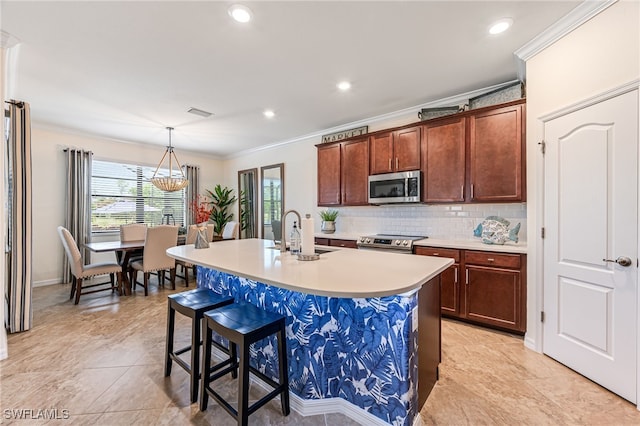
[319,209,339,234]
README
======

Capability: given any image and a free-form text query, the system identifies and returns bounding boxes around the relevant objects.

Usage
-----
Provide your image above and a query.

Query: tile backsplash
[316,203,527,241]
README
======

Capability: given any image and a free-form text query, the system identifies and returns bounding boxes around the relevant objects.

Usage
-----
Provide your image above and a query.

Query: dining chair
[57,226,123,305]
[119,223,147,264]
[207,224,216,242]
[175,225,199,286]
[129,225,179,296]
[222,221,239,240]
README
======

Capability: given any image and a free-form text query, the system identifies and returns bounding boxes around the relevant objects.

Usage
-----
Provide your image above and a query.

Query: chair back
[142,225,179,271]
[207,224,216,241]
[222,221,239,239]
[57,226,83,278]
[120,223,147,242]
[186,225,200,245]
[271,220,282,242]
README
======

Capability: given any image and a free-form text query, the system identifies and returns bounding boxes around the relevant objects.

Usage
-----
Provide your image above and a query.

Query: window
[91,160,185,233]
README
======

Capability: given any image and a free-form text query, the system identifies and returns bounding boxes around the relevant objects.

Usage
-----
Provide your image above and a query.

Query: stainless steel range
[357,234,427,253]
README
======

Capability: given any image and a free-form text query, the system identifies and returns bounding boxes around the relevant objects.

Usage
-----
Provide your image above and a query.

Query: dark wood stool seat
[200,302,290,425]
[164,288,234,403]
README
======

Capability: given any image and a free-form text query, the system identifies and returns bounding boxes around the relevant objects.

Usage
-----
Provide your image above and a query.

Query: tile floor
[1,279,639,425]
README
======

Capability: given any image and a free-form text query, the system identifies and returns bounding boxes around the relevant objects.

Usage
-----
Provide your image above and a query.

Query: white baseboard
[33,278,63,288]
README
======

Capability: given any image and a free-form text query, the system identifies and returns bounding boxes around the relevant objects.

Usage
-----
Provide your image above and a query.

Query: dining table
[84,234,187,295]
[84,240,145,295]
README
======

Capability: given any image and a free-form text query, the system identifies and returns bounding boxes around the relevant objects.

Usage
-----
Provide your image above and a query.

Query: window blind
[91,160,185,233]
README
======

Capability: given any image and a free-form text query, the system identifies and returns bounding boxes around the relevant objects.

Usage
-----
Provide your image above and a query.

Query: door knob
[602,256,633,267]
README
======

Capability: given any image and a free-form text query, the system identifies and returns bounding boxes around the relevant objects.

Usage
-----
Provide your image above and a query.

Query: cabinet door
[394,126,421,172]
[317,144,341,206]
[464,265,523,332]
[440,264,460,316]
[469,104,524,202]
[369,132,394,175]
[342,138,369,205]
[422,117,466,203]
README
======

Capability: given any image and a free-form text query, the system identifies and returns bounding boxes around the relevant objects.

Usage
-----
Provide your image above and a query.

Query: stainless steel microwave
[368,171,421,204]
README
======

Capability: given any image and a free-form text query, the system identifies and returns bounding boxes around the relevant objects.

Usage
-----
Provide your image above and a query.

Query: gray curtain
[5,100,33,333]
[62,149,93,284]
[184,164,200,226]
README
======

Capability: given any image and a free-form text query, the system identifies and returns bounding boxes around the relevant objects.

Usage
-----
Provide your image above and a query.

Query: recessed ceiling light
[489,18,513,35]
[228,4,252,23]
[337,81,351,91]
[263,109,275,118]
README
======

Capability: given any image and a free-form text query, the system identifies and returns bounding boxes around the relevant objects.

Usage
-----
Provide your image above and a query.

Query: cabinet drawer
[328,238,358,249]
[465,251,520,268]
[414,246,461,262]
[315,238,330,246]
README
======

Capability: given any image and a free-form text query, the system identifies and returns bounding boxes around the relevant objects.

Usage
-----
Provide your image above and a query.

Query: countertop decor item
[319,209,338,234]
[150,127,189,192]
[473,216,520,245]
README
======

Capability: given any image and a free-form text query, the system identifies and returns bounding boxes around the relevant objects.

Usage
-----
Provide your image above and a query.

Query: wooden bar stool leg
[189,315,201,403]
[199,323,213,412]
[278,328,290,415]
[238,342,250,426]
[164,303,175,377]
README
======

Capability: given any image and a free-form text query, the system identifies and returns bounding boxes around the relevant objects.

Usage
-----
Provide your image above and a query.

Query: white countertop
[167,238,452,298]
[314,233,527,254]
[413,238,527,254]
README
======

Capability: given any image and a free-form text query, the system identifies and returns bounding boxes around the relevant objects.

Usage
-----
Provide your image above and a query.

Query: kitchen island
[167,239,452,426]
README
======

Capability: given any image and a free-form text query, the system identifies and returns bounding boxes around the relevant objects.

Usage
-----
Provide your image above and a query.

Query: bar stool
[164,288,234,403]
[200,302,290,425]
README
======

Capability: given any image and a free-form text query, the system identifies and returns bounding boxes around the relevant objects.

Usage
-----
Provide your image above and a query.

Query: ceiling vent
[187,107,213,118]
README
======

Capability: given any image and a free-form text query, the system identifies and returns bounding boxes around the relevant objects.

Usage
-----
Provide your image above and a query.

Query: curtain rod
[4,100,25,108]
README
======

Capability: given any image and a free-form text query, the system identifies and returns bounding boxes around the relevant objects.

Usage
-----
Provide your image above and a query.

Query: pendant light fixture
[150,127,189,192]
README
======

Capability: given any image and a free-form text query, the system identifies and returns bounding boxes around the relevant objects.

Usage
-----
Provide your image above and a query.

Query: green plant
[319,209,339,222]
[206,184,237,236]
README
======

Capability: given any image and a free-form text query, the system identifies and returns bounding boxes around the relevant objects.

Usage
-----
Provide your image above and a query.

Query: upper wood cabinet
[341,138,369,205]
[422,116,466,203]
[317,143,341,206]
[469,103,525,202]
[370,126,421,174]
[317,138,369,206]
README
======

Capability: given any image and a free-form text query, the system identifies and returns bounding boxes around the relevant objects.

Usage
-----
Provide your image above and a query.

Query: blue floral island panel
[197,266,419,426]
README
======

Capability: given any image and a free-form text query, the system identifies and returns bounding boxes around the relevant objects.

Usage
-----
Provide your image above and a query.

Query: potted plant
[206,184,237,237]
[319,209,339,234]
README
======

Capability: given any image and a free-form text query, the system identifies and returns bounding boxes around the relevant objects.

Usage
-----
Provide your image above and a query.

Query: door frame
[536,79,640,408]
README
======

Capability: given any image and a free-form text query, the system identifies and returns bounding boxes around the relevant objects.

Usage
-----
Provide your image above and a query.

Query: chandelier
[150,127,189,192]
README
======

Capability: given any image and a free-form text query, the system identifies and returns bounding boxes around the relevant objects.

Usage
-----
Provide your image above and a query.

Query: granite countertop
[167,238,452,298]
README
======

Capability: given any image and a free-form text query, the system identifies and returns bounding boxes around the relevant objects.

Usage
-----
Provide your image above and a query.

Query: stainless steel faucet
[280,209,302,253]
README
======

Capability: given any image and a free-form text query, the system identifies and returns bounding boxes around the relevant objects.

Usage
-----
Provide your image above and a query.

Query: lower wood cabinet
[315,237,357,249]
[415,246,526,334]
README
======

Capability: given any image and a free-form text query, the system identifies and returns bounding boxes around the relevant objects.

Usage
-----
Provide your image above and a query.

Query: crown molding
[514,0,617,62]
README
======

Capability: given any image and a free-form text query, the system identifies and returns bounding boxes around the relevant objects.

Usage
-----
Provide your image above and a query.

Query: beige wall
[32,127,224,285]
[525,0,640,349]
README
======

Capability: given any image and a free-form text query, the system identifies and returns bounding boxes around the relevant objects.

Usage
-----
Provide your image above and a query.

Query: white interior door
[543,89,638,403]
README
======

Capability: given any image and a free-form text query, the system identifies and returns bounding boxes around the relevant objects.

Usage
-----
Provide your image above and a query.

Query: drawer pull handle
[454,268,458,283]
[433,253,439,256]
[487,258,495,262]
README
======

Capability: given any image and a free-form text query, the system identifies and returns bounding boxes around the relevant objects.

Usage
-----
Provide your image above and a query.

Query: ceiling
[2,1,581,157]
